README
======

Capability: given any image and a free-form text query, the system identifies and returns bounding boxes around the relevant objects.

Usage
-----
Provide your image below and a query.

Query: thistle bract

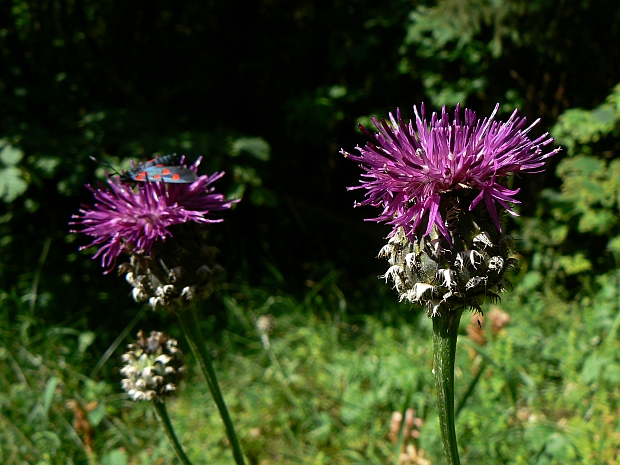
[122,224,223,309]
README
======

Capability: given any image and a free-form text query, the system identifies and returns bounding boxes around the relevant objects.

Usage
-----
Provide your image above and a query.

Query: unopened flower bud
[120,331,185,402]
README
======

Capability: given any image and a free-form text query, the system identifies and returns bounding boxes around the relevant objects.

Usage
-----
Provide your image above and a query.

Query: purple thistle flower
[71,158,238,272]
[342,103,561,245]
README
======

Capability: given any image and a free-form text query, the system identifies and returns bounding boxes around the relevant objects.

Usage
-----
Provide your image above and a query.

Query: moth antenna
[90,156,122,176]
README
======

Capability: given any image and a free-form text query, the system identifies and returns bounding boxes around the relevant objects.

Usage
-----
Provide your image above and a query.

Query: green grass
[2,273,620,464]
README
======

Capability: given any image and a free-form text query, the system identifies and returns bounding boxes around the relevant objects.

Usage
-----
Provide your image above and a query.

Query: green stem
[177,307,246,465]
[432,310,463,465]
[153,400,194,465]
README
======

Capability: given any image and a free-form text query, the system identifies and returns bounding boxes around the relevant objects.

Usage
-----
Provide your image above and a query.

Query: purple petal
[344,103,560,244]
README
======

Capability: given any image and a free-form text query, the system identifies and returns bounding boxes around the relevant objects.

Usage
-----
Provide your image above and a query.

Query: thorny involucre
[343,104,560,314]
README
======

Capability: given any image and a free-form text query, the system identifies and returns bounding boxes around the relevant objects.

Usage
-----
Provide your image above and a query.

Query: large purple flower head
[71,157,238,273]
[342,104,561,245]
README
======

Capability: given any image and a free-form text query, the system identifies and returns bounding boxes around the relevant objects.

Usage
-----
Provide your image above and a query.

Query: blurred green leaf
[41,376,59,417]
[0,140,24,165]
[603,363,620,384]
[552,83,620,155]
[78,331,96,355]
[34,157,61,177]
[87,402,106,426]
[580,354,609,385]
[0,166,28,202]
[31,430,61,454]
[556,253,592,275]
[544,432,573,459]
[101,448,128,465]
[230,137,271,161]
[607,235,620,256]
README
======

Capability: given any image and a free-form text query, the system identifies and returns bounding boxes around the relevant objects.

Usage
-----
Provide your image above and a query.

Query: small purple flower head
[71,158,238,272]
[342,104,561,245]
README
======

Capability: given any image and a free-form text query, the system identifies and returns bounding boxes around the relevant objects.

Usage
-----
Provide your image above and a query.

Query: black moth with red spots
[121,154,198,184]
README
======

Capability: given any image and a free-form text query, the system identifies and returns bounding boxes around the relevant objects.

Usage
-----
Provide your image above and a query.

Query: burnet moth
[120,154,198,184]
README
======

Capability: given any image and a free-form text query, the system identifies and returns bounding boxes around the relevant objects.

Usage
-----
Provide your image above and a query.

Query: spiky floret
[71,158,237,272]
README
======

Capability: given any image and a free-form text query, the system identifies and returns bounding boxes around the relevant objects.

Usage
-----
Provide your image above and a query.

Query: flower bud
[120,331,185,402]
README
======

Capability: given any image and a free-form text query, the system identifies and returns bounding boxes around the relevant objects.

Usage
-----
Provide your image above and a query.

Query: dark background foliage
[1,0,620,350]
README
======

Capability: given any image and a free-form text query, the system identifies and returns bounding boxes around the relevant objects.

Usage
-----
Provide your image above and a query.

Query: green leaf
[31,430,61,453]
[78,331,96,354]
[101,448,128,465]
[607,235,620,255]
[603,363,620,384]
[552,83,620,154]
[87,402,106,426]
[544,432,572,458]
[580,354,609,384]
[41,376,60,417]
[0,140,24,165]
[557,253,592,275]
[518,271,543,292]
[556,155,604,178]
[230,137,271,161]
[34,156,61,176]
[0,166,28,202]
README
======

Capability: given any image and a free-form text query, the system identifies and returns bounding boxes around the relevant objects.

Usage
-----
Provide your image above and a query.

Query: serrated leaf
[557,155,604,179]
[577,209,615,234]
[591,106,616,124]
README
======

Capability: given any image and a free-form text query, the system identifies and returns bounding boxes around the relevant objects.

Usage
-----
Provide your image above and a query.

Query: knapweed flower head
[343,104,560,315]
[71,156,238,309]
[342,103,561,245]
[71,157,237,272]
[121,330,185,402]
